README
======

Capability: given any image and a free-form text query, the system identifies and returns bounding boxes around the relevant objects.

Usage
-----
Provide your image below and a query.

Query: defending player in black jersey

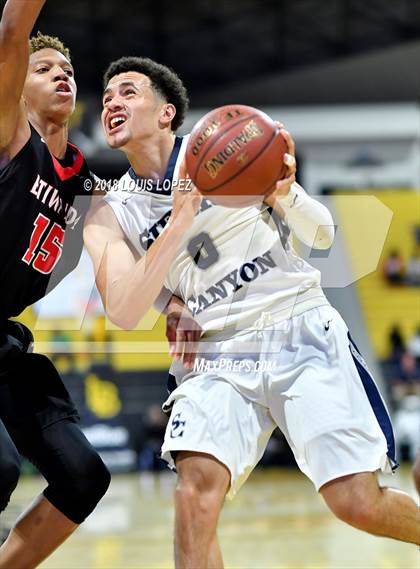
[0,1,110,567]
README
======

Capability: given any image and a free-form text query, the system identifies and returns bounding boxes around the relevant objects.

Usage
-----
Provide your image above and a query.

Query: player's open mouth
[56,82,71,95]
[108,115,127,133]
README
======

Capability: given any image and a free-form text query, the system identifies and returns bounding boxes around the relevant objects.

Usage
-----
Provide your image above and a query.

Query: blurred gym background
[2,1,419,567]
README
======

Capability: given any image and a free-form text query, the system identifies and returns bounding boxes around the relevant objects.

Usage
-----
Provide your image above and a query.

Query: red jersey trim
[51,142,84,181]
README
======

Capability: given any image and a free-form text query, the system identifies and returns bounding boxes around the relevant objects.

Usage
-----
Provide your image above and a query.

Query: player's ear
[159,103,176,127]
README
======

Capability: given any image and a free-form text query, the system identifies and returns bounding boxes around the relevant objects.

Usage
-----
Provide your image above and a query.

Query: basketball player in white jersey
[84,56,420,567]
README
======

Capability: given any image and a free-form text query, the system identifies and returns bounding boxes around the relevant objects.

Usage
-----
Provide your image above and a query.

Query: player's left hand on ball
[165,298,202,369]
[264,124,296,208]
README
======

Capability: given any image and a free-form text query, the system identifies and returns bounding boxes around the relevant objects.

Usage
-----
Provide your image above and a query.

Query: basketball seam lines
[201,128,279,194]
[189,113,260,181]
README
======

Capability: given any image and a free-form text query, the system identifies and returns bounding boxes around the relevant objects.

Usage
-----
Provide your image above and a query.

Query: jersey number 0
[187,231,220,270]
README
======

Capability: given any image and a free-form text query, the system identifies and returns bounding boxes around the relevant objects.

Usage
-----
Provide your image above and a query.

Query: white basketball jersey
[104,136,328,333]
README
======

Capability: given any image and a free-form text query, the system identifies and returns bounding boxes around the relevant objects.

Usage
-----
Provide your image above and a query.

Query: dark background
[25,0,420,106]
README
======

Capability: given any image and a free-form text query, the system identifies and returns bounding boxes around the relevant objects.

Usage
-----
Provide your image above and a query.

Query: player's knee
[175,479,216,518]
[70,451,111,518]
[324,490,379,531]
[46,449,110,524]
[80,451,111,500]
[0,455,20,513]
[343,501,380,532]
[175,479,200,509]
[176,470,227,522]
[174,453,229,518]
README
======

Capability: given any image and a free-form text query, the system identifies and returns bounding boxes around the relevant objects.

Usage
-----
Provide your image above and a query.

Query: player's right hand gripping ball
[185,104,288,207]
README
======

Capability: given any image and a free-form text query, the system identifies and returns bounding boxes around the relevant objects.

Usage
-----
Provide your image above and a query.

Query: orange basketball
[185,104,288,207]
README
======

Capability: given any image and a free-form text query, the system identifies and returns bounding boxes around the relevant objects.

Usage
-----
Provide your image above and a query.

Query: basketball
[185,104,288,207]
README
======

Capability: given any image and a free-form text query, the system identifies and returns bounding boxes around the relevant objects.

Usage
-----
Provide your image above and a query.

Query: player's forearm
[273,183,335,249]
[0,0,46,41]
[106,221,186,329]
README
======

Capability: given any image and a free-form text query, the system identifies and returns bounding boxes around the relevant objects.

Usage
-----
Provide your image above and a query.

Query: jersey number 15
[22,213,65,274]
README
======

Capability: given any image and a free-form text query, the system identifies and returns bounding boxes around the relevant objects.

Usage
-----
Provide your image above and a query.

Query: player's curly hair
[103,56,189,132]
[29,31,71,63]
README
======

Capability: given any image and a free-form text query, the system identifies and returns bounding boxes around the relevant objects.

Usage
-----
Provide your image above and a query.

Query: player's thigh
[162,376,275,499]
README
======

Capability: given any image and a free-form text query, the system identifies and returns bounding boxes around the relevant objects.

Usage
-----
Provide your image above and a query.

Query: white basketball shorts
[161,305,397,498]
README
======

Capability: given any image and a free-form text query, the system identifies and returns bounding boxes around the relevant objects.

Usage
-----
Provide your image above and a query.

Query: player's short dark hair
[103,56,189,132]
[29,31,71,63]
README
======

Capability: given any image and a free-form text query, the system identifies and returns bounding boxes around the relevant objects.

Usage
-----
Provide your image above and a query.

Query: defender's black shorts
[0,352,79,431]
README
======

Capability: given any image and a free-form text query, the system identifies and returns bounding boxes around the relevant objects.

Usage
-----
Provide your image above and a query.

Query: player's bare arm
[84,184,201,330]
[87,171,202,365]
[264,126,335,250]
[0,0,45,153]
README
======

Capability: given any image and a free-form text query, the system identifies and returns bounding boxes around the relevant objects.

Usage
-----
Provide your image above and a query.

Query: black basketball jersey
[0,126,93,319]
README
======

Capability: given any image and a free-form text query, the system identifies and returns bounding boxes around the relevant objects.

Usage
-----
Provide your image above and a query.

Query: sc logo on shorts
[170,413,186,438]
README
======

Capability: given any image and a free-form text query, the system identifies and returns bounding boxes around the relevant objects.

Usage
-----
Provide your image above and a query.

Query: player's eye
[103,96,112,106]
[64,69,74,77]
[36,67,49,73]
[124,89,136,97]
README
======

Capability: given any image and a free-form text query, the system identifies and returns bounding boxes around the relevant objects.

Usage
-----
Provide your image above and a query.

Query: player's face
[24,48,76,120]
[102,72,164,149]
